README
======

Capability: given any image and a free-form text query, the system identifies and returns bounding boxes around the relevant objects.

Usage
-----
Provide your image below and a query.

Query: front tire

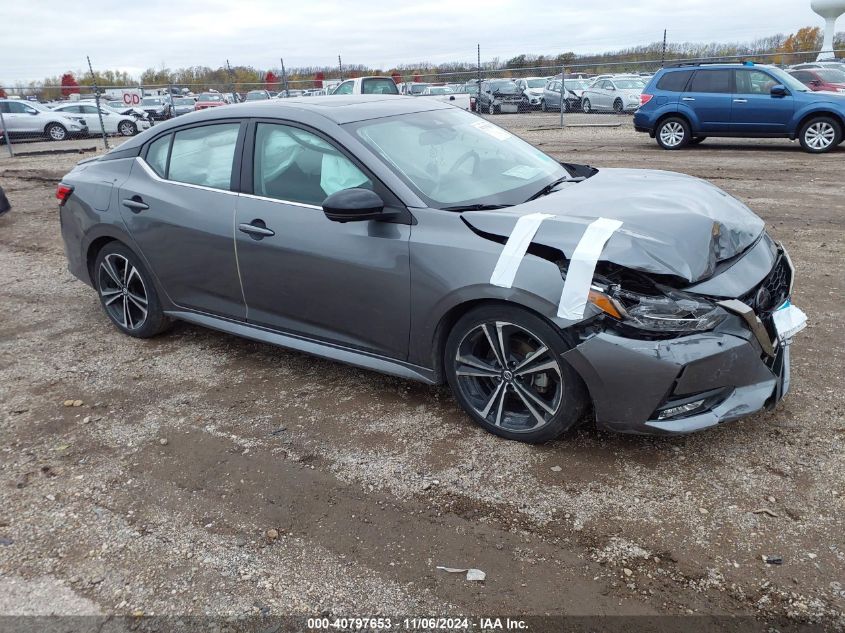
[487,102,495,115]
[46,123,67,141]
[118,120,137,136]
[613,99,624,113]
[655,117,691,150]
[799,116,841,153]
[94,243,170,338]
[582,99,592,114]
[445,305,587,443]
[541,99,547,112]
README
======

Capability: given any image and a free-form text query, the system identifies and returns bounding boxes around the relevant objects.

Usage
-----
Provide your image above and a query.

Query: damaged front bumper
[562,311,794,435]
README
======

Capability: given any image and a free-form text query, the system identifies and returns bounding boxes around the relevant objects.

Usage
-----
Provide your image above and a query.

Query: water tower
[812,0,845,60]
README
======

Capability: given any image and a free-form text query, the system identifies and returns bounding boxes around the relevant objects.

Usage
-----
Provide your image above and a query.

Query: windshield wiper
[525,176,584,202]
[441,203,512,212]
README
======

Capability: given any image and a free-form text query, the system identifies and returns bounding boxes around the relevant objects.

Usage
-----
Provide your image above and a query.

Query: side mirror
[323,188,384,222]
[771,84,788,97]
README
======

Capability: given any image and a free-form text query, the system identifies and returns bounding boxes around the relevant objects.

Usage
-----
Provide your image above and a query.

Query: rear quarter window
[656,70,693,92]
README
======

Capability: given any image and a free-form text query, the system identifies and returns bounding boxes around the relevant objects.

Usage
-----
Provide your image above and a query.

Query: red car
[194,93,227,110]
[788,68,845,93]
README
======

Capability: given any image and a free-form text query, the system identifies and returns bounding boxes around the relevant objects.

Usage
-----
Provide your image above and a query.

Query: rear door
[731,69,794,134]
[118,120,247,319]
[234,120,412,359]
[683,69,733,132]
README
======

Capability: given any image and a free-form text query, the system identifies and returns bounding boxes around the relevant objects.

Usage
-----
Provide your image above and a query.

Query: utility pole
[338,55,343,81]
[559,60,566,128]
[226,59,236,101]
[477,44,481,113]
[280,57,289,96]
[661,29,667,68]
[87,56,109,150]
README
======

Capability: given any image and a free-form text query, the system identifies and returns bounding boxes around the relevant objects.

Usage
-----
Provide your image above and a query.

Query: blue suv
[633,62,845,153]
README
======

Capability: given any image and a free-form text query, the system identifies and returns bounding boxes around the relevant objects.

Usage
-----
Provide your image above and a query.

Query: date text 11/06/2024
[306,617,528,630]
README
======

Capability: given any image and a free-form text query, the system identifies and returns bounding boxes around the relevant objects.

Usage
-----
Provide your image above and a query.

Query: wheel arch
[44,120,66,134]
[792,109,845,140]
[656,110,695,133]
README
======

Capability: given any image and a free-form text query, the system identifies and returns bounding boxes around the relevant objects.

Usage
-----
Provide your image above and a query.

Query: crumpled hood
[461,168,765,283]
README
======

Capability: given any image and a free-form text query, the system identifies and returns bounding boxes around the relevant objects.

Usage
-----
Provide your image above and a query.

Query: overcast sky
[0,0,832,84]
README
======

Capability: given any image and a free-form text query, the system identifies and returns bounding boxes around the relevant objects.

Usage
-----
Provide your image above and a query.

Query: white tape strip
[490,213,555,288]
[557,217,623,320]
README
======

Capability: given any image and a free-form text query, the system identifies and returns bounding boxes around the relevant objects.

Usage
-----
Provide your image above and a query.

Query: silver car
[581,77,645,113]
[57,96,804,442]
[0,98,88,141]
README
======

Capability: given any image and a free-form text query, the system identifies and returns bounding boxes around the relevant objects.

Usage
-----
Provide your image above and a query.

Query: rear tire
[798,116,841,153]
[445,305,588,443]
[46,123,67,141]
[94,242,171,338]
[582,99,592,113]
[655,117,691,150]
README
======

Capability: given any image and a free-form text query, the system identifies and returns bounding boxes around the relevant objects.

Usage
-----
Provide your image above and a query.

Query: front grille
[741,253,792,317]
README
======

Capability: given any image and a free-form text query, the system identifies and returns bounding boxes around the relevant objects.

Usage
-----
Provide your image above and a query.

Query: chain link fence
[1,49,842,157]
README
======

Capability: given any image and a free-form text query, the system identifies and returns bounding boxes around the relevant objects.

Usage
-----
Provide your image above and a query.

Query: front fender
[790,102,845,138]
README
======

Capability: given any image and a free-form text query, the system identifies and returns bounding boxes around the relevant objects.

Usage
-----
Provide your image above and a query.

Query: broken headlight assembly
[588,285,726,333]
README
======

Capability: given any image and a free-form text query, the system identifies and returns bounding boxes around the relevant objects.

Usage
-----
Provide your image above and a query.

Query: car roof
[114,95,453,151]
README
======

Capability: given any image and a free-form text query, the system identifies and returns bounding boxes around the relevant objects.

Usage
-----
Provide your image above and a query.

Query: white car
[331,77,400,95]
[514,77,548,109]
[52,101,151,136]
[418,85,472,110]
[0,99,88,141]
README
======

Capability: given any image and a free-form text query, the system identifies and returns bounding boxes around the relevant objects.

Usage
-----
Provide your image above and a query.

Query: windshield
[199,94,223,102]
[408,84,429,94]
[563,80,588,89]
[613,79,644,89]
[488,81,518,93]
[142,98,163,105]
[245,92,269,100]
[816,69,845,83]
[174,98,194,105]
[526,79,546,88]
[766,67,810,92]
[350,108,566,208]
[427,86,454,94]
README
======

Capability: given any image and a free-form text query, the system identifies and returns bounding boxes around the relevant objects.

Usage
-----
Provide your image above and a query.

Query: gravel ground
[0,117,843,628]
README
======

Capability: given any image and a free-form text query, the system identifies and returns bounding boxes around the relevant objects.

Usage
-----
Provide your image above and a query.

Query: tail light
[639,94,654,107]
[56,184,74,206]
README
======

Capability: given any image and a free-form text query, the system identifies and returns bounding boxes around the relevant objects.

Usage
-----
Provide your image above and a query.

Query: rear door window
[167,123,240,190]
[688,70,733,93]
[656,70,693,92]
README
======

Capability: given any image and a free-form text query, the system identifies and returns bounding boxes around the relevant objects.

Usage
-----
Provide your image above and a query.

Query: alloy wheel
[659,121,686,147]
[48,125,67,141]
[454,321,563,433]
[98,253,149,330]
[805,121,836,150]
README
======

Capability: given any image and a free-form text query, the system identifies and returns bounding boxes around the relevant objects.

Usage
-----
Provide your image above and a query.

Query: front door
[234,121,411,360]
[731,69,795,133]
[118,121,247,320]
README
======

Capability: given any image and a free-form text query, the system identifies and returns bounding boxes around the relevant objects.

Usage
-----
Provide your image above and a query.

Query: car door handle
[238,220,275,239]
[733,98,748,103]
[121,197,149,212]
[681,97,696,101]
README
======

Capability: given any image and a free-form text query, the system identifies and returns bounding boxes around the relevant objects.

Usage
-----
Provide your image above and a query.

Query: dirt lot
[0,117,843,628]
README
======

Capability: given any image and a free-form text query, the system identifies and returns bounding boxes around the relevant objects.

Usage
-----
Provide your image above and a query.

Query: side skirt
[165,310,438,385]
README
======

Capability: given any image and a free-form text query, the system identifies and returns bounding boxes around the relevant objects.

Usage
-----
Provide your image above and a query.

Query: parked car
[194,93,228,110]
[514,77,549,110]
[52,102,151,136]
[141,96,172,121]
[331,77,400,96]
[634,62,845,153]
[400,82,430,96]
[452,84,478,111]
[788,68,845,93]
[790,61,845,74]
[477,79,527,114]
[57,96,805,442]
[417,85,472,110]
[542,78,591,112]
[104,100,149,120]
[0,98,88,141]
[581,77,644,113]
[245,90,272,101]
[171,97,197,116]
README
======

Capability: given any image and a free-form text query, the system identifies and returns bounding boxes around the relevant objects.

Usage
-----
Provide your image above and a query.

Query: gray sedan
[581,77,644,113]
[58,96,803,442]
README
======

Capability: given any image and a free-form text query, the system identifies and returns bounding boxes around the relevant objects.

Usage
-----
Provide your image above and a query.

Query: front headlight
[588,287,726,332]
